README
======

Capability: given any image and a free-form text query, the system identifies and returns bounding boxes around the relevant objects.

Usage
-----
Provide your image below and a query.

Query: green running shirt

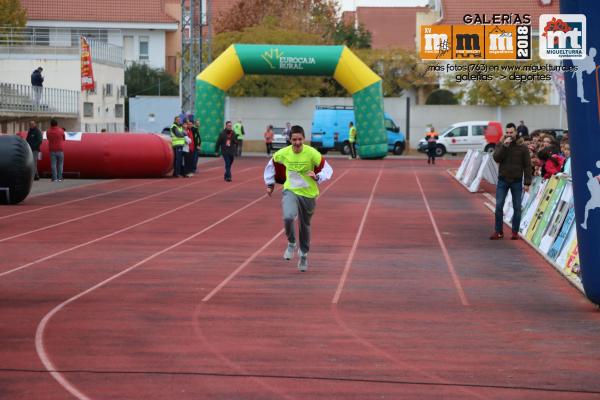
[273,145,323,198]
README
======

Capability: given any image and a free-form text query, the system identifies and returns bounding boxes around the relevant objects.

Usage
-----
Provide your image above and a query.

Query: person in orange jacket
[425,126,439,165]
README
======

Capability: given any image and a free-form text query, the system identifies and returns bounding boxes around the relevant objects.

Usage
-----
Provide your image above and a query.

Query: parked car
[271,127,289,150]
[418,120,498,156]
[310,105,406,155]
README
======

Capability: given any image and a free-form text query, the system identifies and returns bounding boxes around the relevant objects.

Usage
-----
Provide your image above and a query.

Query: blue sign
[561,1,600,304]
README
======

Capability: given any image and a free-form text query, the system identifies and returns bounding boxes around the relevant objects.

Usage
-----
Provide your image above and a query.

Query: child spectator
[538,147,565,179]
[561,141,571,176]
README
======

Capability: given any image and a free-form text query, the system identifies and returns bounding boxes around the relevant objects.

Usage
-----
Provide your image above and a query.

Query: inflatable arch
[195,44,388,159]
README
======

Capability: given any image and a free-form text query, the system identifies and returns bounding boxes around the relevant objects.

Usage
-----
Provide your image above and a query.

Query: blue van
[310,105,405,155]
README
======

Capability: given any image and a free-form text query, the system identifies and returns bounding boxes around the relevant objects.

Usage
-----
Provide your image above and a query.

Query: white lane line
[201,169,351,303]
[332,166,382,304]
[2,165,223,221]
[0,166,253,243]
[0,181,155,221]
[35,180,268,400]
[0,169,257,279]
[413,169,470,306]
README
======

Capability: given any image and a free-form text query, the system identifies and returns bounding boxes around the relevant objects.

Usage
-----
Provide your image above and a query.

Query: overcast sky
[338,0,430,11]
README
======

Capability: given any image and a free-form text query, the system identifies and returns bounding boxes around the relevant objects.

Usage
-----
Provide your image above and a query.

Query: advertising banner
[561,1,600,304]
[81,36,95,92]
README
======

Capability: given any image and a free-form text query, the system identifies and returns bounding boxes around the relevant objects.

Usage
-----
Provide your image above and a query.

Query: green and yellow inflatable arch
[196,44,387,159]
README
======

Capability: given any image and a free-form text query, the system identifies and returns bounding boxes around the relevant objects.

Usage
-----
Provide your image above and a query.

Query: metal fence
[0,26,123,65]
[0,82,79,115]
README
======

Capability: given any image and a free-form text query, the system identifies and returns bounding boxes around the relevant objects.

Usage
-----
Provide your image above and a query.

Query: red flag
[80,36,95,91]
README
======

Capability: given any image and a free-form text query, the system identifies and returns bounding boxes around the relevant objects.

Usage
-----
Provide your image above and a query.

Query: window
[447,126,468,137]
[139,36,149,60]
[384,119,396,130]
[104,83,113,97]
[31,27,49,46]
[83,102,94,117]
[115,104,124,118]
[473,125,487,136]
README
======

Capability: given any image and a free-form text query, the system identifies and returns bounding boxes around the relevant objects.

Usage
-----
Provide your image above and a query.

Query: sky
[338,0,430,12]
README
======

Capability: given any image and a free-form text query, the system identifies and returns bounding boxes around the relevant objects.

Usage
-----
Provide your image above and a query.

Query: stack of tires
[0,135,34,204]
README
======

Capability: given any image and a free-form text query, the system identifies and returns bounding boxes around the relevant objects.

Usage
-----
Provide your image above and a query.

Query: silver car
[272,127,289,150]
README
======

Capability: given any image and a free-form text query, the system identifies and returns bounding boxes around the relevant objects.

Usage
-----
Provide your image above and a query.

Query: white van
[418,120,498,156]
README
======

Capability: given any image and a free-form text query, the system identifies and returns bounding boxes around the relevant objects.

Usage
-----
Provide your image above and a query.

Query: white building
[20,0,179,70]
[0,1,179,134]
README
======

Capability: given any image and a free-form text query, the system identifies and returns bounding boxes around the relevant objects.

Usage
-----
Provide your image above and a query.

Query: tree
[0,0,26,28]
[125,63,179,97]
[426,89,458,105]
[331,21,371,49]
[353,48,437,97]
[124,63,178,127]
[443,57,549,106]
[215,0,339,38]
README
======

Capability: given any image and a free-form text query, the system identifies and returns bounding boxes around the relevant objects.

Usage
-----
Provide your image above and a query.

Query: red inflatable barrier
[19,132,173,179]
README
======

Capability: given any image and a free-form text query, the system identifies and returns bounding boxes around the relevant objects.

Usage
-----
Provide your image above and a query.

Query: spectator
[530,131,541,150]
[561,141,571,176]
[538,147,565,179]
[517,120,529,138]
[182,119,195,177]
[191,120,201,173]
[170,116,186,178]
[26,120,42,180]
[490,123,532,240]
[30,67,44,107]
[264,124,274,155]
[425,126,439,165]
[283,122,292,145]
[215,121,238,182]
[348,121,357,159]
[233,120,245,157]
[46,119,65,182]
[539,134,557,150]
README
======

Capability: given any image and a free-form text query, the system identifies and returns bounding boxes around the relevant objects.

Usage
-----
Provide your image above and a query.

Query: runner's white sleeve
[317,160,333,184]
[264,158,275,185]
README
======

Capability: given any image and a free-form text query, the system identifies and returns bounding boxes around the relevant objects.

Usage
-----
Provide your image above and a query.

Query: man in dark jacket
[191,119,201,173]
[26,120,43,180]
[215,121,238,182]
[517,120,529,138]
[491,122,532,240]
[31,67,44,107]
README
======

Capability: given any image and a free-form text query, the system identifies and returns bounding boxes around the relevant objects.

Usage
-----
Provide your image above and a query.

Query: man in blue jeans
[491,122,532,240]
[215,121,238,182]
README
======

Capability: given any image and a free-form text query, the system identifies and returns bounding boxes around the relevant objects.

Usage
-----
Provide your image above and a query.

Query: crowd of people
[522,130,570,179]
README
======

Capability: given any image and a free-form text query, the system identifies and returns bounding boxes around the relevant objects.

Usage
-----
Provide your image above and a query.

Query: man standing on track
[264,125,333,272]
[490,122,532,240]
[216,121,238,182]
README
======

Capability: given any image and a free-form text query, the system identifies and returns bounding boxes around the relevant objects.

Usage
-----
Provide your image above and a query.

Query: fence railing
[0,27,123,65]
[0,82,79,115]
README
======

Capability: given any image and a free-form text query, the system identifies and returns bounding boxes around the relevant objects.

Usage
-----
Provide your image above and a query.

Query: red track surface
[1,157,599,400]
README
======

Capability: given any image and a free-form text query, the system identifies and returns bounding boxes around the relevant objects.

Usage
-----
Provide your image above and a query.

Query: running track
[1,157,599,400]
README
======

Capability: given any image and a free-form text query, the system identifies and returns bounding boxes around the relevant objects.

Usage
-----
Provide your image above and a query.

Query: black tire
[0,135,34,204]
[340,141,350,155]
[435,145,446,157]
[393,142,404,155]
[484,143,496,153]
